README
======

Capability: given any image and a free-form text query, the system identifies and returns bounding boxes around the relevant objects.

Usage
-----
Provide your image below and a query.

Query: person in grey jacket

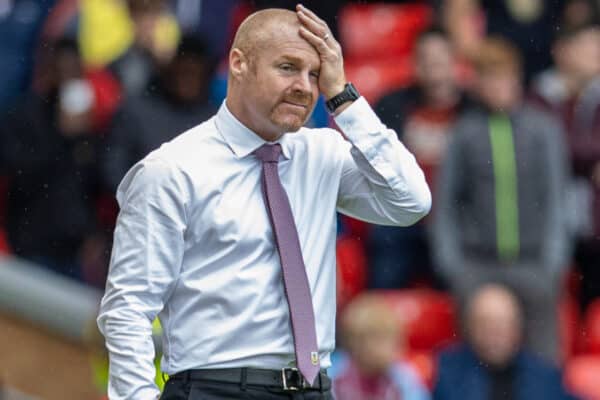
[433,37,570,364]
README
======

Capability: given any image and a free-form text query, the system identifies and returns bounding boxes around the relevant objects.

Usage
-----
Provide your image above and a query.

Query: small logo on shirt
[311,352,319,365]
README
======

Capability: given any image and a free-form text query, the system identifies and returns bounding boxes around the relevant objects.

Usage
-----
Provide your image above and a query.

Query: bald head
[231,9,301,58]
[466,284,523,367]
[225,7,321,142]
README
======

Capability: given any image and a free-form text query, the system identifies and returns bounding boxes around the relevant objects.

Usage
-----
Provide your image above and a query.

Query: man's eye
[310,71,320,79]
[279,64,294,71]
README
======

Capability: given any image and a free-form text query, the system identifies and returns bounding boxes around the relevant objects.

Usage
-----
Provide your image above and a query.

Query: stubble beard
[270,92,314,133]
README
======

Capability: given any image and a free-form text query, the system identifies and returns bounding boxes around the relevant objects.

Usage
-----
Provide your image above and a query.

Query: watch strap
[325,83,360,114]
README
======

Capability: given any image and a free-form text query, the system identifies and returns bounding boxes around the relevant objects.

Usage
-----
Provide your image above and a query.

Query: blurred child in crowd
[332,293,430,400]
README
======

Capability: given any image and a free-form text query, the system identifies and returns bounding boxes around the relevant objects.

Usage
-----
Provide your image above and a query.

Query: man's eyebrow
[276,55,320,72]
[276,54,305,64]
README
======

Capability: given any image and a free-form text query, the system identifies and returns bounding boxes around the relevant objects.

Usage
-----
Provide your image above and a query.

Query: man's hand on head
[296,4,347,101]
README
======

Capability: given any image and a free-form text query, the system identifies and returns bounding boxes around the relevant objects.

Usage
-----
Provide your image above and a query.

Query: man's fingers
[297,10,328,40]
[296,4,328,30]
[299,26,333,55]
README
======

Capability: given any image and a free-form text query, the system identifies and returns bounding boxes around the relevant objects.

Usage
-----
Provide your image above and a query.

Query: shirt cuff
[333,96,385,146]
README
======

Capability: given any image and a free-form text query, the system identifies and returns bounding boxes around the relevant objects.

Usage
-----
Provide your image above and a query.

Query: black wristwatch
[325,83,360,114]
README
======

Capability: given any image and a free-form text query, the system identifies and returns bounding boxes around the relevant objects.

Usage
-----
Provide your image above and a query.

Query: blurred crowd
[1,0,600,399]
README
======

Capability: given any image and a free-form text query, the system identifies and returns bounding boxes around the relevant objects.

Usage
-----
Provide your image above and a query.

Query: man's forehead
[233,9,320,67]
[233,9,298,52]
[267,38,320,65]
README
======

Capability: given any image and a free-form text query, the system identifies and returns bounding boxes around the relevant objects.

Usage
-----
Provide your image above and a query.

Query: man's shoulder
[515,104,564,145]
[437,345,480,369]
[149,116,221,164]
[518,102,555,120]
[296,125,344,142]
[285,125,348,161]
[284,125,344,147]
[450,107,489,144]
[516,351,561,378]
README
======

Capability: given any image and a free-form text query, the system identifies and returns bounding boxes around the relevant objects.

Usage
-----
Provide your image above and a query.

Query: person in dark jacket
[0,38,103,281]
[530,19,600,312]
[108,0,175,98]
[433,37,570,364]
[433,284,579,400]
[101,36,217,192]
[367,28,467,289]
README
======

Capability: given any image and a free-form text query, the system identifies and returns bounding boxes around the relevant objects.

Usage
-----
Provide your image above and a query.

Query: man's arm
[333,98,431,226]
[97,156,188,399]
[296,5,431,226]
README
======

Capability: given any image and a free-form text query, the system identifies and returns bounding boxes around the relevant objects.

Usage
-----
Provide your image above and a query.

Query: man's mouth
[282,100,308,109]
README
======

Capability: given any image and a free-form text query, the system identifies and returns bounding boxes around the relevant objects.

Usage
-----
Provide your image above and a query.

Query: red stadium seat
[339,215,370,241]
[559,292,580,361]
[581,299,600,355]
[345,58,413,104]
[564,355,600,400]
[339,3,433,60]
[336,236,368,311]
[380,289,458,352]
[0,229,9,255]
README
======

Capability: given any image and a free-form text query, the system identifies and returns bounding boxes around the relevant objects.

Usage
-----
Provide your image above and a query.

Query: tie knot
[254,143,282,163]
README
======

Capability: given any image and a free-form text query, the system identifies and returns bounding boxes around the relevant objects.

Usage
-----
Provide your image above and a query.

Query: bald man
[433,284,577,400]
[97,5,430,399]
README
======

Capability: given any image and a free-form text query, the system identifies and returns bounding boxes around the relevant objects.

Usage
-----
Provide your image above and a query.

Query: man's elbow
[409,189,432,224]
[391,187,432,226]
[415,186,432,218]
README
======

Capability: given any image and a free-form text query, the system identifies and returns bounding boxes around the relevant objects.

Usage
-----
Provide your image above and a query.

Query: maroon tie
[254,143,320,386]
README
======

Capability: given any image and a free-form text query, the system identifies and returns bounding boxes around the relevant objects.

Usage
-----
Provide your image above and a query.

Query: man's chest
[181,155,339,256]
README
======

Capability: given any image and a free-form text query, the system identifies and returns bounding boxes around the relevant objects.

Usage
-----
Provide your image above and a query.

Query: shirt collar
[215,100,291,160]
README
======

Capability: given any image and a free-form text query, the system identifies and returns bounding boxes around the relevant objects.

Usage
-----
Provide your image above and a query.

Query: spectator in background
[0,38,104,282]
[0,0,56,114]
[109,0,177,98]
[102,36,217,192]
[444,0,569,81]
[433,284,578,400]
[333,293,430,400]
[433,37,570,364]
[530,19,600,312]
[367,28,467,289]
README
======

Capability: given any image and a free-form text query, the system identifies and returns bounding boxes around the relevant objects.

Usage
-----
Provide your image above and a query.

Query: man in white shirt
[97,4,431,400]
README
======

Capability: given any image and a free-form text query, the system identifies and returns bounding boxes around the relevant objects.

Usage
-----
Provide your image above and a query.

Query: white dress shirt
[97,97,431,399]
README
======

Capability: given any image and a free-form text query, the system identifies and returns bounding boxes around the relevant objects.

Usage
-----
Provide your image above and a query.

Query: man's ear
[229,48,248,81]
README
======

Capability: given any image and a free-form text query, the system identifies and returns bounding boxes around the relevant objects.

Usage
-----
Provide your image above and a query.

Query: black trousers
[160,377,334,400]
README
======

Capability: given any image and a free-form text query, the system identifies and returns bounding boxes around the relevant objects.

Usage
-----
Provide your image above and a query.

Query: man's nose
[292,72,312,93]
